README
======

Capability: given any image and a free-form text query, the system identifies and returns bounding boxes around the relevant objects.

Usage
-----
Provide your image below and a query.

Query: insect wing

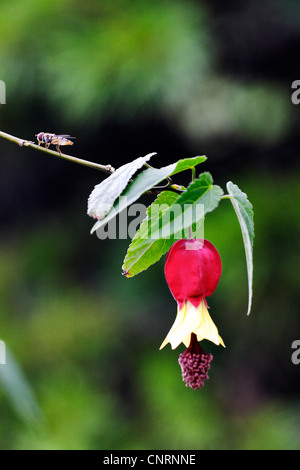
[51,135,75,146]
[56,134,76,140]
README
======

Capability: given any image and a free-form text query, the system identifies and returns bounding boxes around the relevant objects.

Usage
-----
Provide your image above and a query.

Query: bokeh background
[0,0,300,450]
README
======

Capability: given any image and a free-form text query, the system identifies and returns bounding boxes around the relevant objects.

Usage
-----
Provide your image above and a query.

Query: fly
[35,132,76,154]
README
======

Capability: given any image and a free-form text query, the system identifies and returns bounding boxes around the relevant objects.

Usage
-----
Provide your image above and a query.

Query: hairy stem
[0,131,115,174]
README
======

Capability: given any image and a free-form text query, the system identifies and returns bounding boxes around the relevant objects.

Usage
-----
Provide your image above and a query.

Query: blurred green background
[1,0,300,450]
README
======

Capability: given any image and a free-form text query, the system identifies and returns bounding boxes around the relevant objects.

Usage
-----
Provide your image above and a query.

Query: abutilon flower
[160,238,225,389]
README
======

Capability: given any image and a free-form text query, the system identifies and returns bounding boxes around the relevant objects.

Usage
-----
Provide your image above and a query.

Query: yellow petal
[159,303,186,349]
[160,299,225,350]
[182,334,192,348]
[193,300,225,347]
[159,302,201,350]
[159,336,169,350]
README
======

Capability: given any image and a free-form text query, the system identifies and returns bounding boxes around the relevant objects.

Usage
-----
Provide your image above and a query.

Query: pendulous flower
[160,238,225,389]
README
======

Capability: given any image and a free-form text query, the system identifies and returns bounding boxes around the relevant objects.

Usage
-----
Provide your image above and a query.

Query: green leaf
[90,155,207,234]
[170,155,207,176]
[226,181,254,316]
[87,152,156,220]
[122,173,223,277]
[122,191,179,277]
[171,171,223,219]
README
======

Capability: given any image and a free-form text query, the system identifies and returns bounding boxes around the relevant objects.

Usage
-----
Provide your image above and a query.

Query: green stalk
[0,131,115,174]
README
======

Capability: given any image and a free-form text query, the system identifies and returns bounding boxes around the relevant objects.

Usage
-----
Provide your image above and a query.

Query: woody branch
[0,131,115,174]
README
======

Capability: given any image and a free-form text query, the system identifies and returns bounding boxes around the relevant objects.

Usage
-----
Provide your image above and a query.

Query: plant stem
[0,131,115,174]
[191,166,196,182]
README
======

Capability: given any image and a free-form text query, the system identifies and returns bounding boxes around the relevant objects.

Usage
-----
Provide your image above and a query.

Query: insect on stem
[0,130,115,174]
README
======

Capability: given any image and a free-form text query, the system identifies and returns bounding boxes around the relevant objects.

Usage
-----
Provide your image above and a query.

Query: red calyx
[164,239,222,309]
